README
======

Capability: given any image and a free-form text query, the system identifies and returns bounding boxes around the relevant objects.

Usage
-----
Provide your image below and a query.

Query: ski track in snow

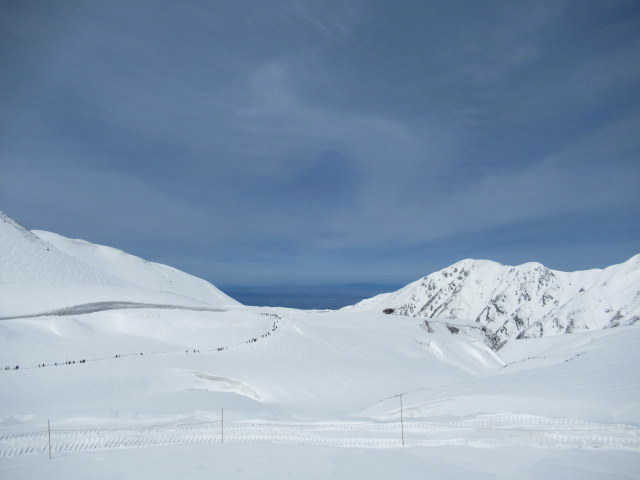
[2,415,639,458]
[1,313,280,372]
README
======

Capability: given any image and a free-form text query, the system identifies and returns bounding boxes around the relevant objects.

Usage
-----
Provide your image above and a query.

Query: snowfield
[1,211,639,478]
[2,308,639,478]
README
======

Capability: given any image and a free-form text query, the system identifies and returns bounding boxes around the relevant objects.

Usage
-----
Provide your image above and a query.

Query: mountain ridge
[345,254,640,347]
[0,210,239,317]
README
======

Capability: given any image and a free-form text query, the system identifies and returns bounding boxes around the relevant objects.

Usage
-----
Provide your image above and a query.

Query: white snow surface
[1,211,639,478]
[345,256,640,343]
[1,308,639,478]
[0,211,239,317]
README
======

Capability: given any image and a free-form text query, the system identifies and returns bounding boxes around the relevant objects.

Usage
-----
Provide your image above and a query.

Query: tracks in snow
[2,414,639,457]
[2,313,280,372]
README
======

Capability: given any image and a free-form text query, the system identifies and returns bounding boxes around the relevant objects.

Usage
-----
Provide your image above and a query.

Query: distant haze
[222,283,402,310]
[1,1,638,286]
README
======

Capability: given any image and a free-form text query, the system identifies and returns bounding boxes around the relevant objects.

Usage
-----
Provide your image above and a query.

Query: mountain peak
[0,210,42,243]
[348,254,640,346]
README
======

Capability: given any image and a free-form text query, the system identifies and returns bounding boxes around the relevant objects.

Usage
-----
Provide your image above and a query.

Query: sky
[1,0,639,287]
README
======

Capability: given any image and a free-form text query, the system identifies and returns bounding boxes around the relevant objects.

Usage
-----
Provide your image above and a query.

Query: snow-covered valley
[1,211,639,478]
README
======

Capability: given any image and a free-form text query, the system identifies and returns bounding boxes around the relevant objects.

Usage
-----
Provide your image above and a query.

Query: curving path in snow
[2,315,280,371]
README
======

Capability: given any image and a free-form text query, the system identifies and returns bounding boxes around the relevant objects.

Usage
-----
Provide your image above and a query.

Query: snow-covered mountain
[0,211,239,317]
[346,256,640,346]
[2,210,640,478]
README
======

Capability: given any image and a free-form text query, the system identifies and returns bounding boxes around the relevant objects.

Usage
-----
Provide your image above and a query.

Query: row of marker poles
[223,398,402,445]
[400,394,405,446]
[48,420,51,459]
[45,410,225,460]
[45,401,401,458]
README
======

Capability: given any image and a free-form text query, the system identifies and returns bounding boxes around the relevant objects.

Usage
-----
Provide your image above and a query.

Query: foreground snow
[3,442,639,480]
[1,305,639,478]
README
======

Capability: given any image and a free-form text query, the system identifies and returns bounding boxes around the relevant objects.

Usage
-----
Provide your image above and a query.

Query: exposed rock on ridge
[346,256,640,347]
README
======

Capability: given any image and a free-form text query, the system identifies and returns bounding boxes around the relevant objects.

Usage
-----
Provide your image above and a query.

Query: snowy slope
[34,230,237,308]
[1,308,639,425]
[0,211,239,317]
[345,256,640,345]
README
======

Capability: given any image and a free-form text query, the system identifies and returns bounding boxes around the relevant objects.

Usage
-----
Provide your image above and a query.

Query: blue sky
[1,0,639,287]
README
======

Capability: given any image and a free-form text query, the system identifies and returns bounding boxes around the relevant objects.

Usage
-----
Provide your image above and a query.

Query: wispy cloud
[1,0,638,283]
